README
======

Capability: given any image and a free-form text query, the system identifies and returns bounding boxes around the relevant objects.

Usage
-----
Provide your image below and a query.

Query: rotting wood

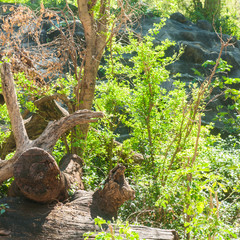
[0,174,178,240]
[8,147,69,203]
[59,153,84,190]
[0,193,179,240]
[91,165,135,220]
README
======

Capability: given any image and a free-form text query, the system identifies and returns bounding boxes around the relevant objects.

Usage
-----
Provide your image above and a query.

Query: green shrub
[82,22,240,239]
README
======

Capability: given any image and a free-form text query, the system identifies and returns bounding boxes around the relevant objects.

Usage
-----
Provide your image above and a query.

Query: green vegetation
[137,0,240,38]
[0,0,240,239]
[84,217,141,240]
[82,24,240,239]
[0,203,9,215]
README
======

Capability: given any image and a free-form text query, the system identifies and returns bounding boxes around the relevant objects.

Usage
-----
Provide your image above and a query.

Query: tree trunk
[72,0,109,155]
[204,0,221,20]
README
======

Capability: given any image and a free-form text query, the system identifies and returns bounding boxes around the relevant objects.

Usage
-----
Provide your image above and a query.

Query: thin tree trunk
[204,0,221,20]
[74,0,109,155]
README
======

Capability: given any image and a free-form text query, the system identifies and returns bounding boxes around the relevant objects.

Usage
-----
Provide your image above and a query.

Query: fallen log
[0,193,179,240]
[8,148,70,203]
[0,163,178,240]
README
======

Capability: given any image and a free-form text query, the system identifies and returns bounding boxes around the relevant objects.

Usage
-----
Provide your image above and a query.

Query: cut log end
[9,147,68,203]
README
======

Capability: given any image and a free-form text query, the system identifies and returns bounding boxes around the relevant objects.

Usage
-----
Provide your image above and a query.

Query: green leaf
[0,209,5,215]
[196,202,205,214]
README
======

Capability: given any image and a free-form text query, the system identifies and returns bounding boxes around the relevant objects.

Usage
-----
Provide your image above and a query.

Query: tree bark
[91,165,135,220]
[0,197,179,240]
[8,147,69,203]
[59,153,84,190]
[0,193,179,240]
[72,0,110,155]
[1,62,30,151]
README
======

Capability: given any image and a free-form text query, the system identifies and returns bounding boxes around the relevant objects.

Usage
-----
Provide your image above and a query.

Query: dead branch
[0,62,103,185]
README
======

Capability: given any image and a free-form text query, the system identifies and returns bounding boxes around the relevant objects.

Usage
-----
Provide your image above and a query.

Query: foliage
[52,138,67,164]
[0,104,11,146]
[0,1,240,239]
[0,203,9,215]
[83,217,142,240]
[183,0,240,38]
[0,178,13,198]
[206,60,240,135]
[82,23,240,239]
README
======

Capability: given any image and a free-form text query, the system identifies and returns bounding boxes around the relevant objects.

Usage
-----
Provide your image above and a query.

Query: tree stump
[59,153,84,190]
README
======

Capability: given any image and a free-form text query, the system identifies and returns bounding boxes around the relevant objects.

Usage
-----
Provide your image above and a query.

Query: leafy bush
[82,22,240,239]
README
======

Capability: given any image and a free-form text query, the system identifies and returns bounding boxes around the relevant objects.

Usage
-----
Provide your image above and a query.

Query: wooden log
[8,150,87,203]
[0,165,178,239]
[91,165,135,220]
[8,148,69,203]
[59,154,84,190]
[0,190,179,240]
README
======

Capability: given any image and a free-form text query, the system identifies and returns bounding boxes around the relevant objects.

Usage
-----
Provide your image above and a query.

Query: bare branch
[0,62,30,149]
[33,109,103,151]
[77,0,94,43]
